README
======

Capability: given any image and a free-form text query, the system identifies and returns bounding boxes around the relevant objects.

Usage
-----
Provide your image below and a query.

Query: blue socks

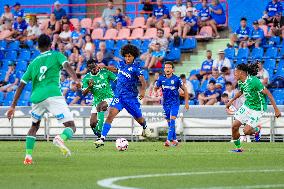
[101,123,111,138]
[140,120,147,129]
[167,119,176,141]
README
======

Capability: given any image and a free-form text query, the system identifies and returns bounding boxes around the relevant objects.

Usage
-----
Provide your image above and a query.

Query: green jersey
[238,76,267,111]
[21,51,67,104]
[82,68,116,106]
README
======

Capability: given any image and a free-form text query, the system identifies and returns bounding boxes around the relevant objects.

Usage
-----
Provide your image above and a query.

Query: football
[115,138,129,151]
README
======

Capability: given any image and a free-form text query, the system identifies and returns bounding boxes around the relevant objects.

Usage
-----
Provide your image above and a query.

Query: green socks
[233,138,241,149]
[254,127,259,133]
[60,127,74,141]
[97,112,105,132]
[26,136,36,156]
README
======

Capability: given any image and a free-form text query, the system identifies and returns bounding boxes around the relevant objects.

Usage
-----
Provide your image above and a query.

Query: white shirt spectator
[150,37,169,51]
[185,80,195,97]
[59,30,71,42]
[171,4,187,17]
[27,25,41,37]
[213,57,231,72]
[257,68,269,84]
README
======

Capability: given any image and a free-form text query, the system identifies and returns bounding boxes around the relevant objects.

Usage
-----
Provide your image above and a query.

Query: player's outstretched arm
[7,82,26,120]
[138,75,147,100]
[63,62,80,86]
[180,84,189,110]
[262,88,281,118]
[98,64,118,73]
[226,91,243,110]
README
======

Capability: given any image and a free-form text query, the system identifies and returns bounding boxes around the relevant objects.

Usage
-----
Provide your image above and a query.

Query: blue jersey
[13,9,25,20]
[71,28,86,41]
[198,6,211,21]
[266,1,283,17]
[210,4,226,25]
[201,59,214,72]
[235,26,250,40]
[249,28,264,40]
[115,60,144,98]
[183,16,198,31]
[210,76,226,91]
[113,14,127,26]
[84,93,93,105]
[65,89,82,105]
[13,20,28,33]
[156,74,183,106]
[153,5,170,20]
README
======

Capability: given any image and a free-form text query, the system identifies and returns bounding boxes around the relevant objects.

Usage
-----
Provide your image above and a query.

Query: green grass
[1,141,284,189]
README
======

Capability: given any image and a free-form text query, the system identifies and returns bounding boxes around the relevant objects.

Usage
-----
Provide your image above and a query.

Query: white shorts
[234,104,263,128]
[91,98,113,114]
[31,96,73,124]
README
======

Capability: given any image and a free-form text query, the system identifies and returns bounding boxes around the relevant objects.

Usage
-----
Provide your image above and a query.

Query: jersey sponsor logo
[162,85,176,90]
[118,70,131,79]
[55,113,65,120]
[128,67,133,72]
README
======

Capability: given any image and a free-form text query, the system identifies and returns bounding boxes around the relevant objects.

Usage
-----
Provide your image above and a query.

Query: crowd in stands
[8,0,283,107]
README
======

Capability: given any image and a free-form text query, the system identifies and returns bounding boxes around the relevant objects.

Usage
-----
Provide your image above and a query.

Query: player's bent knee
[90,121,98,128]
[63,121,76,133]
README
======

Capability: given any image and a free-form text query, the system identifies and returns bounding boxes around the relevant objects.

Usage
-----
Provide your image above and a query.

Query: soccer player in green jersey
[6,34,81,164]
[82,59,117,140]
[226,63,281,152]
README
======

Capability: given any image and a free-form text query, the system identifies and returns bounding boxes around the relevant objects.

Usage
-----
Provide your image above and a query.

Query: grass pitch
[1,141,284,189]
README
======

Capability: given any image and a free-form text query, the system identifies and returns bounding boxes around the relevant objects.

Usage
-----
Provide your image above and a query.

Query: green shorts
[91,98,113,114]
[234,104,264,128]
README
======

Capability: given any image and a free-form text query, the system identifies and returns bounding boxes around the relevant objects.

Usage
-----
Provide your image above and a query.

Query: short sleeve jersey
[21,51,67,104]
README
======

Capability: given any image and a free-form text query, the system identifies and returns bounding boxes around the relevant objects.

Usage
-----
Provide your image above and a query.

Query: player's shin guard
[140,120,148,129]
[167,119,176,141]
[97,112,105,132]
[26,136,36,156]
[170,119,176,140]
[233,138,241,149]
[60,127,74,141]
[101,123,111,139]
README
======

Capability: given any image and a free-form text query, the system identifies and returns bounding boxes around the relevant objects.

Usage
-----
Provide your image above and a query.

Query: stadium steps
[175,38,230,76]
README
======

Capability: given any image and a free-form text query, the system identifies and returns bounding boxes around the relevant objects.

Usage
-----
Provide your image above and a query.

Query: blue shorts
[163,104,180,120]
[110,97,142,119]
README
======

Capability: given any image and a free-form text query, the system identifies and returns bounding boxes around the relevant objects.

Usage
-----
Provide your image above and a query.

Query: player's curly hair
[86,58,96,67]
[120,44,140,59]
[236,62,259,76]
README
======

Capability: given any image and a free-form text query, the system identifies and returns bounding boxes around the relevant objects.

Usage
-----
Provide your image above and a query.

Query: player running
[6,34,81,164]
[82,59,117,140]
[154,62,189,147]
[94,44,151,148]
[226,63,281,152]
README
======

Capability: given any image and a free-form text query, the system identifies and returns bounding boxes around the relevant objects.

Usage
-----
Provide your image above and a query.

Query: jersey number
[39,66,48,81]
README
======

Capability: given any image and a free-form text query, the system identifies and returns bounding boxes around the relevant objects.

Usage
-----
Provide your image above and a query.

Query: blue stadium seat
[7,41,20,51]
[236,48,249,60]
[250,47,264,60]
[236,58,248,65]
[16,60,28,72]
[130,39,142,47]
[189,69,200,77]
[190,79,200,92]
[1,60,12,72]
[25,82,32,91]
[93,39,101,50]
[5,91,15,102]
[4,50,17,61]
[0,40,7,50]
[0,91,4,105]
[277,47,284,59]
[17,50,31,61]
[25,40,34,49]
[105,40,115,50]
[264,36,281,48]
[200,80,208,92]
[180,38,197,52]
[141,39,151,52]
[17,100,29,106]
[114,49,123,59]
[224,47,235,59]
[31,50,40,60]
[263,47,278,59]
[263,59,276,70]
[115,40,128,50]
[273,89,284,105]
[0,70,6,81]
[3,100,12,106]
[20,90,31,101]
[165,47,181,62]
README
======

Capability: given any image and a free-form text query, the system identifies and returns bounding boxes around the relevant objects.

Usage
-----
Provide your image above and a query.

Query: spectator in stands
[76,56,88,76]
[209,0,226,26]
[22,16,41,42]
[150,28,169,51]
[143,72,163,105]
[58,23,72,50]
[102,0,116,28]
[190,50,213,81]
[53,1,67,21]
[269,12,284,36]
[83,34,95,57]
[140,0,153,18]
[186,0,197,16]
[212,50,231,72]
[113,8,127,27]
[144,43,166,69]
[46,13,61,38]
[95,51,108,66]
[12,2,24,20]
[262,0,283,25]
[220,93,228,105]
[0,4,13,31]
[60,16,75,32]
[60,74,70,93]
[197,0,220,38]
[57,42,67,56]
[209,68,225,91]
[71,25,86,49]
[97,41,120,63]
[146,0,170,28]
[170,11,183,33]
[10,15,28,41]
[171,0,187,18]
[198,80,220,105]
[178,8,198,38]
[229,17,250,48]
[65,81,83,105]
[179,74,195,101]
[82,93,93,106]
[248,21,264,48]
[257,61,269,86]
[223,81,236,100]
[221,66,236,86]
[69,46,81,65]
[0,63,21,92]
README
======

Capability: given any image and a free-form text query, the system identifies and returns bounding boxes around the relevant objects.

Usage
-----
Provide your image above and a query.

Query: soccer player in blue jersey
[94,44,151,148]
[155,62,189,147]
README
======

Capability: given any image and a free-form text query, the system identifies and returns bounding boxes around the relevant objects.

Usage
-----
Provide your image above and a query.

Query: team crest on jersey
[171,80,174,84]
[100,75,104,80]
[128,67,133,72]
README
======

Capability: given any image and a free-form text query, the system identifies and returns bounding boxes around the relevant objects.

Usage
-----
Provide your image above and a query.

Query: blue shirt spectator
[13,17,28,33]
[198,6,211,21]
[84,93,93,105]
[13,2,25,20]
[266,0,283,18]
[235,26,250,40]
[209,0,226,25]
[200,50,214,76]
[153,4,170,20]
[53,1,67,21]
[183,15,198,32]
[249,22,264,42]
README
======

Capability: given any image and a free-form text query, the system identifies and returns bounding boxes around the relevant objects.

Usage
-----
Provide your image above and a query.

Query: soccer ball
[115,138,129,151]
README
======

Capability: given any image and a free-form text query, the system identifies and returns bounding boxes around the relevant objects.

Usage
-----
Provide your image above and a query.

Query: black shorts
[187,29,197,36]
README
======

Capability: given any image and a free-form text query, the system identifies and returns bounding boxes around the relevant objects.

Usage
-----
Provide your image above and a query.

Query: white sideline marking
[97,169,284,189]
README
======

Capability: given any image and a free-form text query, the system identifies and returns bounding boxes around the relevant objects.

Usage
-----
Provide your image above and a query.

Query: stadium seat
[259,25,269,37]
[93,39,101,50]
[130,39,142,47]
[7,41,20,51]
[92,17,103,26]
[31,50,40,60]
[180,38,197,52]
[0,91,4,105]
[17,100,29,106]
[0,40,7,50]
[250,47,264,60]
[17,50,31,61]
[128,28,144,40]
[20,90,31,101]
[115,28,131,40]
[1,60,12,71]
[3,100,12,106]
[0,70,6,81]
[277,47,284,59]
[141,28,157,39]
[4,50,17,61]
[91,28,104,40]
[105,40,115,50]
[195,26,213,39]
[128,17,145,29]
[115,40,128,50]
[224,47,235,59]
[165,47,181,62]
[263,47,278,59]
[70,18,80,29]
[189,69,200,77]
[103,29,118,40]
[267,36,281,47]
[80,18,92,29]
[15,60,28,72]
[236,58,248,65]
[263,59,276,70]
[25,82,32,91]
[5,91,15,103]
[113,49,123,59]
[190,79,200,92]
[141,39,151,52]
[236,47,249,60]
[200,80,208,92]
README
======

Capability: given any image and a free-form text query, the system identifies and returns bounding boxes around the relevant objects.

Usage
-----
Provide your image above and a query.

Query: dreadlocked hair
[120,44,140,59]
[236,63,259,76]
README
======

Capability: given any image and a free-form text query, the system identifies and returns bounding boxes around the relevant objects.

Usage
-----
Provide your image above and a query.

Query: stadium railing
[0,105,283,142]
